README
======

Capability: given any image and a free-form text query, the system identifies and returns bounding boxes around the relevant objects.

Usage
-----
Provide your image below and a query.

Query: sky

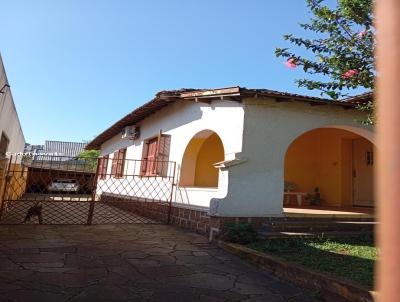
[1,0,339,145]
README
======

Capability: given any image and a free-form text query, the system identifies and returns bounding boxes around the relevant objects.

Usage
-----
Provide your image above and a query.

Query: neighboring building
[41,140,87,159]
[87,87,374,219]
[25,140,87,161]
[0,54,25,159]
[24,144,44,154]
[22,140,92,195]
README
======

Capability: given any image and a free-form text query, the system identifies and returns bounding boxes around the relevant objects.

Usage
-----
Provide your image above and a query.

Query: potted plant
[306,187,322,206]
[284,181,296,192]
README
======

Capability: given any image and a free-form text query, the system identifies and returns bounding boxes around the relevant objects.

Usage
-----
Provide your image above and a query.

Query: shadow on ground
[0,224,319,301]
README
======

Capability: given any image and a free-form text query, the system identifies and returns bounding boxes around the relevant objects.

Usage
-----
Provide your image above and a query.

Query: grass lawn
[249,235,377,287]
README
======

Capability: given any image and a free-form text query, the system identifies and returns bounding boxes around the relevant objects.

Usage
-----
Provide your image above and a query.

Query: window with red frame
[111,148,126,178]
[98,155,109,179]
[140,134,171,176]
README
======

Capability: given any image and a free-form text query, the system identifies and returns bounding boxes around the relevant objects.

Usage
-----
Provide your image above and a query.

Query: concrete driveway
[0,224,318,301]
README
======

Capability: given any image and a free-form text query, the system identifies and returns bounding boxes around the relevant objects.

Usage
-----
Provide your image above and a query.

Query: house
[86,87,374,231]
[0,54,25,159]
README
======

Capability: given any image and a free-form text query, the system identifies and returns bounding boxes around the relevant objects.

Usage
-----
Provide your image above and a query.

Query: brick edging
[217,241,377,302]
[100,195,211,234]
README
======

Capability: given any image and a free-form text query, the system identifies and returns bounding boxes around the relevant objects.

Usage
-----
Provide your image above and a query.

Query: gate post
[167,162,176,224]
[87,157,101,225]
[376,0,400,299]
[0,156,12,220]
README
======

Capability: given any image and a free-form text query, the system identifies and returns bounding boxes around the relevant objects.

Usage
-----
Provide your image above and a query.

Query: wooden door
[352,138,374,207]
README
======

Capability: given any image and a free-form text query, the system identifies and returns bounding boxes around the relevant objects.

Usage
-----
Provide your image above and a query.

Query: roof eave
[86,87,361,150]
[85,94,180,150]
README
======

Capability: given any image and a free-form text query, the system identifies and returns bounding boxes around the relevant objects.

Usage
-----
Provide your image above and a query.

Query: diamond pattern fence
[0,155,176,225]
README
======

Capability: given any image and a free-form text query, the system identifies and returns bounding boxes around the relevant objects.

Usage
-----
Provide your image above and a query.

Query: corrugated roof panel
[44,140,87,158]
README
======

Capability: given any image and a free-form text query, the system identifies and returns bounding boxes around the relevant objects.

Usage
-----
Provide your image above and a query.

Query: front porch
[283,127,375,219]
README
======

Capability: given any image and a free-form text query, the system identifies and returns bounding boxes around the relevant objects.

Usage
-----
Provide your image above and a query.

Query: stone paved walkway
[0,224,318,301]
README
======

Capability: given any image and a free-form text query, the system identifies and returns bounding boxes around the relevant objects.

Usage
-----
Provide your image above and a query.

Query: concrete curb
[217,240,377,302]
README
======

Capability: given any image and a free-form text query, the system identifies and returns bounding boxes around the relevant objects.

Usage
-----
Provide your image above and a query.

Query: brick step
[259,230,371,239]
[261,220,376,233]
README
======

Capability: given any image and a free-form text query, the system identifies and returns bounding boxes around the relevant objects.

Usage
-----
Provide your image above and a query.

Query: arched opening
[180,130,224,188]
[284,127,375,209]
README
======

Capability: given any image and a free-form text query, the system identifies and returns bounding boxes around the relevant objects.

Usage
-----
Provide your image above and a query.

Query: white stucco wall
[0,56,25,156]
[210,97,374,217]
[99,99,245,207]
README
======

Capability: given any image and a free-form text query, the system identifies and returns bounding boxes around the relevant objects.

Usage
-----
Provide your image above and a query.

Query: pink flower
[342,69,359,79]
[285,58,297,68]
[357,30,368,39]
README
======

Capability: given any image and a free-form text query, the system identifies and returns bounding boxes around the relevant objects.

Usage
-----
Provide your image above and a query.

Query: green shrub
[222,222,259,244]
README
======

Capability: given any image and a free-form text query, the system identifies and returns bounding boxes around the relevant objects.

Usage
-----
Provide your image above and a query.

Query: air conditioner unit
[121,126,140,140]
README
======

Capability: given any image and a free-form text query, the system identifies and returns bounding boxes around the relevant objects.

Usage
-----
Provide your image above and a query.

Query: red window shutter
[99,155,109,179]
[156,135,171,176]
[98,157,104,179]
[120,149,126,177]
[116,150,121,177]
[140,141,149,174]
[146,138,158,175]
[104,155,109,176]
[115,149,126,178]
[111,151,118,176]
[98,158,103,171]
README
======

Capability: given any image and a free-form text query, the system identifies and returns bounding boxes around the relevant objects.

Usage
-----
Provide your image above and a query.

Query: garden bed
[219,224,377,301]
[249,235,377,287]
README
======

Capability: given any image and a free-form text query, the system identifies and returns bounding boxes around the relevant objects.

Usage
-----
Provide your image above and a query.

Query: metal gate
[0,155,176,225]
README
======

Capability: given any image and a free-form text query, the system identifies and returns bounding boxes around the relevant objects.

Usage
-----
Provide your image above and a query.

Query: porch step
[283,207,374,219]
[259,230,370,239]
[261,218,376,233]
[268,217,375,222]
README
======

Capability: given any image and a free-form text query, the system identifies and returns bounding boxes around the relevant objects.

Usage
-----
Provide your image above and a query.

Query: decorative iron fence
[0,155,176,225]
